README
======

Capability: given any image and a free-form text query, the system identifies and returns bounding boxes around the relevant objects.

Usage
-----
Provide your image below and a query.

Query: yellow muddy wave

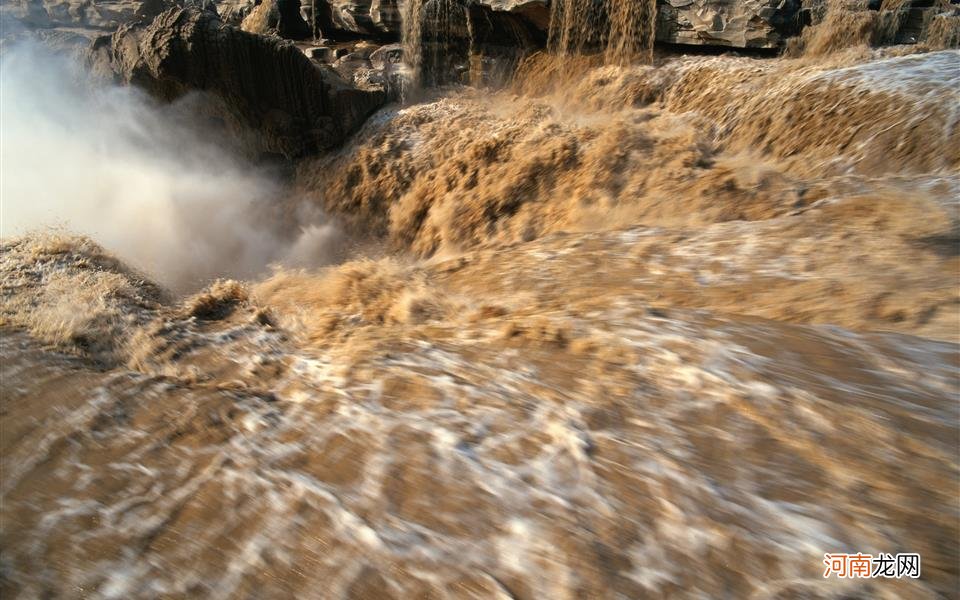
[2,42,959,600]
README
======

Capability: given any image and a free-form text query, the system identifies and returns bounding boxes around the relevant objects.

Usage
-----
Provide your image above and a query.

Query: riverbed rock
[0,0,853,52]
[0,0,171,30]
[369,42,402,67]
[216,0,257,24]
[305,44,336,61]
[312,0,796,49]
[239,0,311,38]
[92,6,385,157]
[313,0,548,39]
[656,0,801,47]
[315,0,403,35]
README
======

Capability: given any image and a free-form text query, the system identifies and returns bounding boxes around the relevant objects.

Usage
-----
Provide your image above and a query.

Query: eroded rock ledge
[2,0,799,50]
[88,6,385,158]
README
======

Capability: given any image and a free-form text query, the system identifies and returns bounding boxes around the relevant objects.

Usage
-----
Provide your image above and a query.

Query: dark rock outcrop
[656,0,801,48]
[369,42,402,67]
[314,0,548,40]
[91,6,385,158]
[483,0,550,28]
[316,0,403,36]
[216,0,257,24]
[240,0,311,38]
[313,0,794,49]
[400,0,542,87]
[0,0,172,31]
[0,0,843,52]
[467,3,546,85]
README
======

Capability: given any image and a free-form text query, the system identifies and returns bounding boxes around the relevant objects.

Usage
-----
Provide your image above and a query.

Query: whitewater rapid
[1,44,958,600]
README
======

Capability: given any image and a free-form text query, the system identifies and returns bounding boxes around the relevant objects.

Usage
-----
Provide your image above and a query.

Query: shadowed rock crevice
[89,6,385,158]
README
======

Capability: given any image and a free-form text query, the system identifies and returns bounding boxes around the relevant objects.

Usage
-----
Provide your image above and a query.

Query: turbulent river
[1,11,959,600]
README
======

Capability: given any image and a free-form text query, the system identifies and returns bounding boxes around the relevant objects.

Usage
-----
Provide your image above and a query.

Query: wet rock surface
[0,0,170,30]
[318,0,405,35]
[656,0,801,47]
[318,0,796,48]
[2,0,954,57]
[89,7,385,157]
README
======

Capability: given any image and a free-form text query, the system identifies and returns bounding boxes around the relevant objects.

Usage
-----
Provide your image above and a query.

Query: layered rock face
[4,0,929,51]
[0,0,169,30]
[319,0,549,37]
[239,0,312,38]
[317,0,547,38]
[215,0,257,23]
[91,7,385,157]
[319,0,796,48]
[317,0,404,35]
[656,0,801,47]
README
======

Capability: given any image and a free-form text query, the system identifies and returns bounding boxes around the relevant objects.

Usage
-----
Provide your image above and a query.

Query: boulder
[476,0,550,29]
[327,41,404,98]
[216,0,258,24]
[240,0,311,38]
[656,0,801,48]
[0,0,818,51]
[0,0,285,39]
[305,44,336,61]
[313,0,797,50]
[313,0,548,38]
[333,51,373,79]
[92,7,385,157]
[240,0,279,33]
[0,0,173,30]
[316,0,403,36]
[369,42,402,67]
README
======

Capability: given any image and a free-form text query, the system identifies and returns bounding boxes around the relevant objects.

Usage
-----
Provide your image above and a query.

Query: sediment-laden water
[1,7,958,600]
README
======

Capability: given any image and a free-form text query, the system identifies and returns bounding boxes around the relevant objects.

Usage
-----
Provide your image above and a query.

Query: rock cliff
[319,0,796,48]
[3,0,798,48]
[90,7,385,158]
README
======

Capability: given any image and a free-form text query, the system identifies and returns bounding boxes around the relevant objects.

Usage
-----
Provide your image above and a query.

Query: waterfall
[401,0,657,94]
[548,0,657,65]
[401,0,468,92]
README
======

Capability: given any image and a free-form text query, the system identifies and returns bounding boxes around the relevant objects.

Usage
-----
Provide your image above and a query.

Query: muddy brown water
[1,39,959,600]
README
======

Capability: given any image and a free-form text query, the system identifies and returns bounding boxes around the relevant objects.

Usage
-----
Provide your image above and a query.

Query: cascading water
[787,0,960,55]
[548,0,658,64]
[605,0,658,64]
[401,0,427,90]
[401,0,657,95]
[401,0,468,93]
